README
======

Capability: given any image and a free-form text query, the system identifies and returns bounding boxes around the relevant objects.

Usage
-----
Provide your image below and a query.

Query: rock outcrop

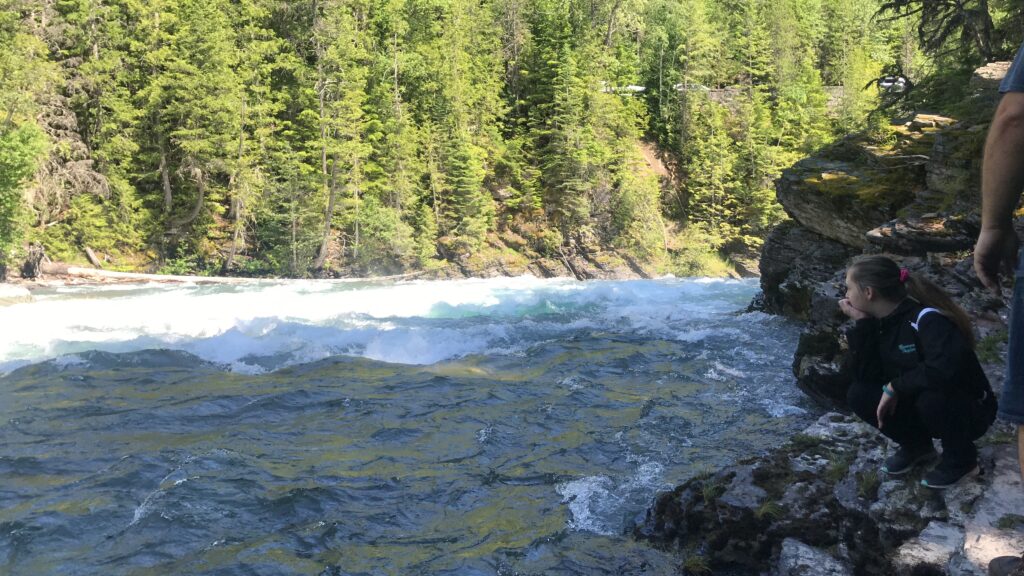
[635,413,1023,575]
[759,221,859,321]
[774,139,925,248]
[638,61,1024,575]
[0,284,32,306]
[761,93,1009,410]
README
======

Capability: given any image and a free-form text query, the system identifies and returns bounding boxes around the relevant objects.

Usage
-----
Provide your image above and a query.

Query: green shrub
[789,433,824,451]
[0,124,47,272]
[825,454,853,484]
[701,479,727,504]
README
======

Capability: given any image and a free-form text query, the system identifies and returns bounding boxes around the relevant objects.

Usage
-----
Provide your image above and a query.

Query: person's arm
[975,92,1024,291]
[845,318,883,384]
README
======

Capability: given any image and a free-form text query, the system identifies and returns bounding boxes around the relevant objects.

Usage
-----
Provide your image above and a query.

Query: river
[0,276,817,575]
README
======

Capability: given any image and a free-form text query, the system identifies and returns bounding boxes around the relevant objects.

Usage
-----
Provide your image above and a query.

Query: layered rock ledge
[634,413,1023,575]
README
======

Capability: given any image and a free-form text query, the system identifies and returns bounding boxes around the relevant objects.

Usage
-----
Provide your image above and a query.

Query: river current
[0,276,817,575]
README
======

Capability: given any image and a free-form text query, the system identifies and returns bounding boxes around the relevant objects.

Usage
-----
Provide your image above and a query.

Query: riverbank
[634,412,1023,575]
[630,61,1024,574]
[3,242,751,293]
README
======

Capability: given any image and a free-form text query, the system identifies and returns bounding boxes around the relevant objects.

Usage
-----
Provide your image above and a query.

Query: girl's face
[844,269,872,313]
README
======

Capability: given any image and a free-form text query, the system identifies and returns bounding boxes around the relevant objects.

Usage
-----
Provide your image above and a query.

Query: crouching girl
[839,256,997,489]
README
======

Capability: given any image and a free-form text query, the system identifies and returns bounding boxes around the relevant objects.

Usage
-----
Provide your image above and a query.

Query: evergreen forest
[1,0,1022,278]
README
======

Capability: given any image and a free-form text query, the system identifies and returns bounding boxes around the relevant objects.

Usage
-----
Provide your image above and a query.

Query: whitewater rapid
[1,276,775,374]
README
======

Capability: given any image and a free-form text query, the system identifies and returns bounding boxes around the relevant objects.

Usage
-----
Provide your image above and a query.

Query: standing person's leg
[1001,249,1024,483]
[988,252,1024,575]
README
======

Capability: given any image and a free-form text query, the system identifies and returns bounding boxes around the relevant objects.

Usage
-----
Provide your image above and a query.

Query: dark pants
[847,381,977,465]
[998,249,1024,424]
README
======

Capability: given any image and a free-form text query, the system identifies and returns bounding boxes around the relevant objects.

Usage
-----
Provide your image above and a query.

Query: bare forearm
[982,93,1024,230]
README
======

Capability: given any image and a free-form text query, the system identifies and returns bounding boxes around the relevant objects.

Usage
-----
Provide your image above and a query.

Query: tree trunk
[225,198,244,272]
[159,140,173,214]
[228,97,247,221]
[604,0,622,47]
[973,0,995,61]
[84,247,103,268]
[37,261,424,283]
[313,156,339,271]
[169,166,206,231]
[312,14,333,272]
[290,190,298,277]
[391,31,406,210]
[353,158,361,260]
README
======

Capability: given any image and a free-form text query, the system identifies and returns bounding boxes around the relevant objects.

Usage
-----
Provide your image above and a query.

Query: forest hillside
[1,0,1022,279]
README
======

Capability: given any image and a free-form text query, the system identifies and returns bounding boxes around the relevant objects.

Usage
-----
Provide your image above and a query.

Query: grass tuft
[682,554,712,575]
[996,514,1024,530]
[856,470,880,500]
[755,500,784,521]
[790,433,824,452]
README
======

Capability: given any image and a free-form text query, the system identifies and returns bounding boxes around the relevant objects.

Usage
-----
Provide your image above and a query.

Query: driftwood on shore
[35,262,428,285]
[38,262,249,284]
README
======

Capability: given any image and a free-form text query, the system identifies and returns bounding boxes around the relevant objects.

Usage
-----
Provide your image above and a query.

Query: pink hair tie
[898,268,910,283]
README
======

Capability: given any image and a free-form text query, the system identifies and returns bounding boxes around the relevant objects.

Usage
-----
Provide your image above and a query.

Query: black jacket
[845,299,990,399]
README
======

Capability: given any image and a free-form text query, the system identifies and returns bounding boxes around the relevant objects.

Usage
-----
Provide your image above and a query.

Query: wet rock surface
[759,221,858,320]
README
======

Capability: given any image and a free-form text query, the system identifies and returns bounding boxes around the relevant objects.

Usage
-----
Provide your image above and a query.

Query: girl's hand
[876,386,897,429]
[839,298,869,320]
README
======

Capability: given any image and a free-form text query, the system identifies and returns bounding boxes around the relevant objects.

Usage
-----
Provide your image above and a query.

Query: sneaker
[882,444,937,476]
[989,554,1024,576]
[920,459,980,489]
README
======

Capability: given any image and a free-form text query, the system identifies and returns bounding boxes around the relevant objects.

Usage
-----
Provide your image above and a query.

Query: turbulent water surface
[0,276,816,575]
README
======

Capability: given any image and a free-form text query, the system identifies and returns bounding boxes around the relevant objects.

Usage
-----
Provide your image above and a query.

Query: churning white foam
[557,476,621,535]
[0,276,763,373]
[556,461,667,536]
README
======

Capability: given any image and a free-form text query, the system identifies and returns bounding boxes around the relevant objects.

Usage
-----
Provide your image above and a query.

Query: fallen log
[36,262,428,284]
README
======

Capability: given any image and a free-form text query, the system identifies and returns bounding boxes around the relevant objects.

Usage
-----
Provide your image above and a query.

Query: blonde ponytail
[904,275,975,348]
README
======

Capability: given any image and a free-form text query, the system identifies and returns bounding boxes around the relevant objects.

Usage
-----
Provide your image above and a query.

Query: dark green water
[0,278,816,575]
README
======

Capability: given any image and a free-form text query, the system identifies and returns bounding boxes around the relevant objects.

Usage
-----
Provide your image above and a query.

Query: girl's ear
[863,285,875,301]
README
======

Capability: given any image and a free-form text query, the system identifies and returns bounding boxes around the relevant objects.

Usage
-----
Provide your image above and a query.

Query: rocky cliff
[635,62,1024,575]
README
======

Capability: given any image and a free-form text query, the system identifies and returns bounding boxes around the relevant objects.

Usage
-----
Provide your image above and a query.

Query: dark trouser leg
[913,388,977,466]
[847,380,931,448]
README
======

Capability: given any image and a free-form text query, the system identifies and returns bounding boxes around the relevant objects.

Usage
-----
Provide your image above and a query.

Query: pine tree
[681,96,739,244]
[534,42,593,246]
[424,0,503,253]
[0,3,51,277]
[128,0,245,263]
[220,0,289,272]
[878,0,994,61]
[767,0,830,152]
[309,0,374,272]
